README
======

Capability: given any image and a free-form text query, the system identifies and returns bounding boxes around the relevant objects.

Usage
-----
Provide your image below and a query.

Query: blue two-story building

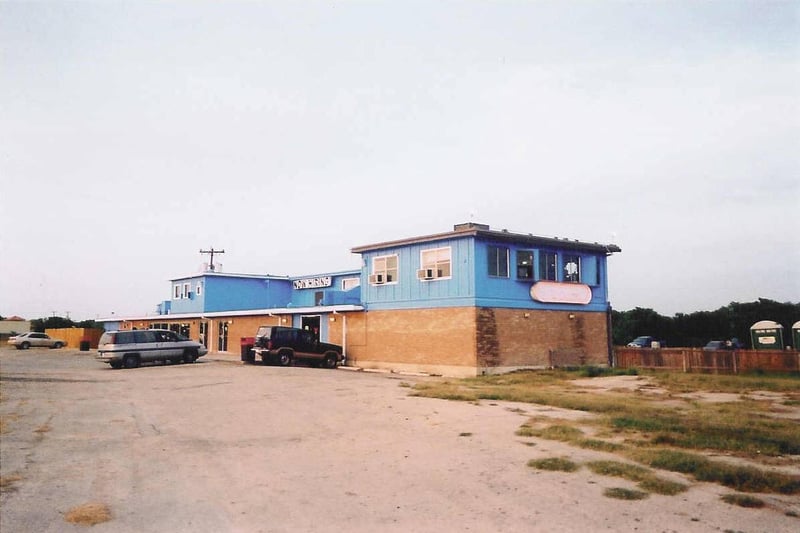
[100,223,620,376]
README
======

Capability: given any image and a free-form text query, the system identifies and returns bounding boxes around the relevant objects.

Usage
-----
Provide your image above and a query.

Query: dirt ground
[1,348,798,532]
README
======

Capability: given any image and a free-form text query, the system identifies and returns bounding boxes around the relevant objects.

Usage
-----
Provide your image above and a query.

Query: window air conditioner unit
[417,268,438,280]
[369,274,384,284]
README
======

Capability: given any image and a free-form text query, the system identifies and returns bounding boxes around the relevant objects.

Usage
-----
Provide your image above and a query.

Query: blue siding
[362,237,475,310]
[361,236,611,313]
[474,240,610,312]
[204,277,292,312]
[289,271,361,307]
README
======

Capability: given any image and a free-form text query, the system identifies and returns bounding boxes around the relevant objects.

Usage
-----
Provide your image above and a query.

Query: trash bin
[240,337,255,363]
[79,339,91,351]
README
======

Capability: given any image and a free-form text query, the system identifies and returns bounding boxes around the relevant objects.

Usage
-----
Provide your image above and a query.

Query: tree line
[0,315,101,333]
[612,298,800,348]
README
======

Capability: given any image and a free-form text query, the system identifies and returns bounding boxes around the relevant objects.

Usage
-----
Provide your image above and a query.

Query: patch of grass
[586,460,689,496]
[587,460,651,481]
[632,449,800,494]
[64,502,112,526]
[412,369,800,494]
[721,494,766,508]
[604,487,649,500]
[528,457,579,472]
[638,477,689,496]
[575,438,624,453]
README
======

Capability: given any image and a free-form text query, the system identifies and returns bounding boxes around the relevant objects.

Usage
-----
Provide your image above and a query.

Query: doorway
[301,316,321,341]
[217,321,229,352]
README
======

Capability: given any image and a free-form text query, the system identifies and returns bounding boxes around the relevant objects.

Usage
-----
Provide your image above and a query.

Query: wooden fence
[613,347,799,374]
[45,328,104,349]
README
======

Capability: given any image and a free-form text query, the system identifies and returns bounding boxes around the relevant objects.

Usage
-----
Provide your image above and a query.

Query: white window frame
[182,282,190,299]
[370,254,398,285]
[195,281,203,296]
[342,277,360,291]
[173,284,181,299]
[418,247,452,281]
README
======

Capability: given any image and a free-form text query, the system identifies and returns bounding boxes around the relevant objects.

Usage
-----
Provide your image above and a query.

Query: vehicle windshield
[256,326,270,339]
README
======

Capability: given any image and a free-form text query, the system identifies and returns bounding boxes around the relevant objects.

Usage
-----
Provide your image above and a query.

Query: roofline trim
[95,304,365,323]
[351,226,621,254]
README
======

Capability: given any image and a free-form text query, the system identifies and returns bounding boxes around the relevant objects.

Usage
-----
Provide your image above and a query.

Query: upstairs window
[516,250,533,279]
[370,254,398,285]
[342,277,360,291]
[195,282,203,296]
[173,284,181,299]
[182,283,191,299]
[488,246,509,277]
[539,251,557,281]
[563,254,581,283]
[418,247,451,280]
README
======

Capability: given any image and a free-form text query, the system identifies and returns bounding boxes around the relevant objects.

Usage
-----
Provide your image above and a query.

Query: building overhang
[351,223,621,255]
[95,304,365,323]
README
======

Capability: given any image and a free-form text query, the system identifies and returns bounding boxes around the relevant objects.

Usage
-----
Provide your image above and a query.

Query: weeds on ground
[604,487,649,500]
[586,460,688,496]
[721,494,766,508]
[412,368,800,495]
[527,457,579,472]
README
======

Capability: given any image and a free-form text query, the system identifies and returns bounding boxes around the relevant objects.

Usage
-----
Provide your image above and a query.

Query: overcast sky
[1,1,798,321]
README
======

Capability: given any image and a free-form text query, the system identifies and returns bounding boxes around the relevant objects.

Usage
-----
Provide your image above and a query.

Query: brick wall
[478,308,610,371]
[344,307,610,376]
[344,307,477,372]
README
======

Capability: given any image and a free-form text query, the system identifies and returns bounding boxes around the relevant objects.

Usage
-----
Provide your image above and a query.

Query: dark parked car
[248,326,343,368]
[703,339,742,350]
[626,336,664,348]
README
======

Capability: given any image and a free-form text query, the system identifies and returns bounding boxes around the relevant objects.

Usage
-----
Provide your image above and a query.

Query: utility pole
[199,247,225,271]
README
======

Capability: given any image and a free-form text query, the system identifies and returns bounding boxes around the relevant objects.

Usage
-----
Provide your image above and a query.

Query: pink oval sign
[530,281,592,305]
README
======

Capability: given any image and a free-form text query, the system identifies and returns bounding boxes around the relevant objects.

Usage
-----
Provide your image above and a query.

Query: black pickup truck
[246,325,343,368]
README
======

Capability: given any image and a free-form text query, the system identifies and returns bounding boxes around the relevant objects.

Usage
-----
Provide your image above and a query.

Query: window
[342,277,360,291]
[315,291,324,306]
[182,283,190,299]
[539,252,557,281]
[195,282,203,296]
[516,250,533,279]
[488,246,509,277]
[563,254,581,283]
[371,255,398,284]
[173,284,181,299]
[418,247,451,280]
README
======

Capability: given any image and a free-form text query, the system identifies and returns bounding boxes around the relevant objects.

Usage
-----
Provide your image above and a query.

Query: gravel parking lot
[1,348,796,532]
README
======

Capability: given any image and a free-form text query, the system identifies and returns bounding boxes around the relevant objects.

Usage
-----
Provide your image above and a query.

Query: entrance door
[301,316,321,342]
[199,322,208,348]
[217,321,229,352]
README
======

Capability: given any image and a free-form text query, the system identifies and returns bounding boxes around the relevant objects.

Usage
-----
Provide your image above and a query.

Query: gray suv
[97,329,208,369]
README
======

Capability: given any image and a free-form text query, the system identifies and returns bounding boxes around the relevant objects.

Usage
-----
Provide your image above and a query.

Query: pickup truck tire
[277,351,293,367]
[323,353,338,369]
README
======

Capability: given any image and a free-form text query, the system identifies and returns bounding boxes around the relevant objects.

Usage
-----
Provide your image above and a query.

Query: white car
[8,332,66,350]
